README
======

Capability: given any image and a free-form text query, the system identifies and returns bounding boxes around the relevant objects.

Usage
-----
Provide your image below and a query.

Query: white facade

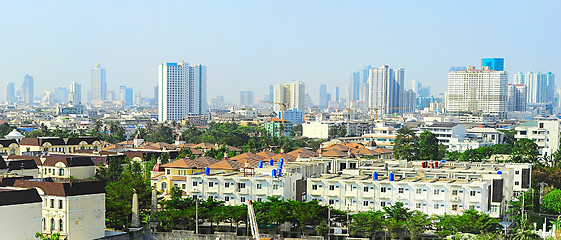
[90,63,106,102]
[302,121,335,139]
[273,81,305,112]
[368,65,405,114]
[0,188,42,240]
[446,66,508,119]
[508,84,527,111]
[515,118,561,156]
[158,61,208,121]
[418,123,467,146]
[514,71,555,104]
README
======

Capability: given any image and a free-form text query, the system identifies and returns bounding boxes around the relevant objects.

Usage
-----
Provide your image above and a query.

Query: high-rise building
[403,89,416,113]
[367,65,405,114]
[514,71,555,104]
[53,87,68,103]
[481,58,504,71]
[273,81,305,112]
[335,86,340,103]
[508,84,527,111]
[91,63,107,102]
[68,82,82,104]
[158,61,207,121]
[211,95,224,109]
[238,91,254,107]
[120,86,134,107]
[319,84,328,109]
[21,75,34,104]
[446,66,508,118]
[5,82,15,104]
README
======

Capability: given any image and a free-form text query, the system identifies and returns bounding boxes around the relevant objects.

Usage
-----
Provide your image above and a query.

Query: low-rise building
[0,187,43,240]
[515,118,561,156]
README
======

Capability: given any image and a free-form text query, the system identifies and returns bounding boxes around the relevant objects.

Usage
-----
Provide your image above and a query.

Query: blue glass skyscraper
[481,58,504,71]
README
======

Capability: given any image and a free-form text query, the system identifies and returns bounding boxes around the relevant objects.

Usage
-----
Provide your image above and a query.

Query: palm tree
[510,219,540,240]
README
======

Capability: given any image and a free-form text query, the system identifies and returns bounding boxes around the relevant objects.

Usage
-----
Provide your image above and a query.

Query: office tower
[349,72,361,102]
[508,84,527,111]
[273,81,305,111]
[21,75,34,104]
[268,85,274,102]
[154,86,158,100]
[403,89,416,113]
[5,82,15,104]
[238,91,254,107]
[158,61,207,122]
[446,66,508,118]
[68,82,82,104]
[54,87,68,103]
[319,84,328,109]
[120,86,133,106]
[335,86,340,102]
[514,71,555,104]
[481,58,504,71]
[91,63,107,102]
[305,93,313,109]
[367,65,405,114]
[211,95,224,109]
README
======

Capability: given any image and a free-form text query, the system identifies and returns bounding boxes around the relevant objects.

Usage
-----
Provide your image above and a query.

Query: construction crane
[247,200,261,240]
[263,101,287,135]
[372,106,411,121]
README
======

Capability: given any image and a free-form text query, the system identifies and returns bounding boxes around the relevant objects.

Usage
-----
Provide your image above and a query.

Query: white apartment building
[14,178,106,240]
[302,121,337,139]
[91,63,107,102]
[417,122,467,147]
[368,65,405,115]
[508,84,527,112]
[158,61,208,121]
[362,125,398,149]
[273,81,305,112]
[446,66,508,119]
[515,118,561,156]
[514,71,555,104]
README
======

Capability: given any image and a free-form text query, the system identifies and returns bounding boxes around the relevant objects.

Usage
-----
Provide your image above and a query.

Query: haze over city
[1,1,560,103]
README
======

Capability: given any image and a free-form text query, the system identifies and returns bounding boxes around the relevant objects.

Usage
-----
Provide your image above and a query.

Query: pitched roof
[13,178,105,196]
[287,148,318,158]
[256,151,276,158]
[7,155,41,166]
[352,148,381,156]
[0,156,6,169]
[321,149,347,158]
[42,156,95,167]
[207,158,243,170]
[163,158,206,169]
[0,139,18,147]
[230,152,266,161]
[19,137,66,146]
[373,148,394,154]
[325,143,351,151]
[0,188,42,206]
[66,137,100,145]
[269,153,296,162]
[7,159,38,170]
[193,142,216,149]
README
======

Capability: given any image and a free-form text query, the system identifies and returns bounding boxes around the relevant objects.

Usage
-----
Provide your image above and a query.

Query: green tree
[316,220,329,238]
[394,127,419,160]
[383,202,410,240]
[349,210,385,238]
[418,130,445,160]
[542,189,561,214]
[513,138,539,163]
[436,209,500,236]
[0,123,16,138]
[404,211,432,240]
[35,232,60,240]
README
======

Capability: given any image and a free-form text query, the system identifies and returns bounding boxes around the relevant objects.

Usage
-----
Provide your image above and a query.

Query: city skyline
[0,1,560,103]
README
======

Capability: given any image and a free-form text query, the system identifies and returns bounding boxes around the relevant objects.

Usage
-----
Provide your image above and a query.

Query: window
[363,201,369,206]
[225,182,230,188]
[50,218,55,231]
[416,203,421,209]
[50,199,54,208]
[515,170,520,174]
[257,184,262,189]
[452,204,458,211]
[58,200,63,209]
[209,182,214,187]
[380,201,386,207]
[237,183,246,190]
[312,184,318,190]
[58,168,64,176]
[381,187,387,193]
[241,197,246,202]
[469,205,475,210]
[515,181,520,186]
[59,219,63,231]
[491,205,499,212]
[434,189,440,195]
[273,184,279,190]
[257,197,262,202]
[42,218,45,230]
[452,190,458,196]
[329,199,335,205]
[398,188,404,194]
[329,185,335,191]
[364,186,369,192]
[225,196,230,201]
[416,189,422,194]
[161,182,168,190]
[166,169,170,175]
[182,184,186,189]
[470,191,476,196]
[434,203,439,209]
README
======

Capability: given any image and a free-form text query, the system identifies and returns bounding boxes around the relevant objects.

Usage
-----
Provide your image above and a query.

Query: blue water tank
[272,169,277,177]
[497,171,502,175]
[205,167,210,175]
[440,160,446,163]
[258,161,263,168]
[269,159,274,166]
[389,173,395,181]
[373,172,379,181]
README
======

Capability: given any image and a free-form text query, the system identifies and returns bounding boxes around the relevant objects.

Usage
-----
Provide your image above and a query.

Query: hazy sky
[1,1,560,104]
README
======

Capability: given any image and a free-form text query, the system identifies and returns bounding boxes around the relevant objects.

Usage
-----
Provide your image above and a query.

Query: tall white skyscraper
[21,75,34,104]
[367,65,405,114]
[238,91,254,107]
[69,82,82,104]
[446,66,508,118]
[508,84,527,111]
[273,81,305,111]
[513,71,555,104]
[158,61,207,122]
[91,63,107,102]
[5,82,15,104]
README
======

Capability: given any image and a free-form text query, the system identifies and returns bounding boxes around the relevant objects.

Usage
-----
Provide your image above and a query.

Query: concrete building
[68,82,81,104]
[13,178,105,240]
[158,61,207,121]
[319,84,329,109]
[481,58,504,71]
[514,71,555,104]
[276,108,303,125]
[265,118,292,137]
[403,89,416,113]
[0,187,43,240]
[39,156,96,179]
[5,82,15,104]
[273,81,305,112]
[368,65,405,115]
[90,63,107,102]
[302,121,336,139]
[120,86,133,107]
[418,122,467,147]
[238,91,254,107]
[22,74,34,104]
[515,118,561,156]
[446,66,508,119]
[508,84,527,111]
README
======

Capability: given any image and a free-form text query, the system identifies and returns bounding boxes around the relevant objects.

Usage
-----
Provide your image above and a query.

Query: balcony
[379,192,391,199]
[223,187,234,194]
[207,187,218,193]
[238,188,250,195]
[191,186,202,192]
[345,190,358,198]
[450,196,460,202]
[397,194,408,200]
[309,189,322,196]
[327,190,339,197]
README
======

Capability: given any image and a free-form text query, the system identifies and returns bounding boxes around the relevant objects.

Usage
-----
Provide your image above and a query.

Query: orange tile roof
[207,158,243,170]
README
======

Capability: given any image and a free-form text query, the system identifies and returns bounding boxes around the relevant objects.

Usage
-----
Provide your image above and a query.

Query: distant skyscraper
[403,89,416,113]
[268,85,274,102]
[481,58,504,71]
[120,86,134,106]
[21,75,34,104]
[158,61,207,121]
[68,82,82,104]
[508,84,527,111]
[367,65,405,114]
[514,71,555,104]
[238,91,254,107]
[91,63,107,102]
[273,81,305,111]
[319,84,328,109]
[211,95,224,109]
[5,82,15,104]
[446,66,508,118]
[54,87,68,103]
[335,86,340,102]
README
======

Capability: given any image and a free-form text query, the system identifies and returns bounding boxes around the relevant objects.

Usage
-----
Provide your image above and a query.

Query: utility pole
[327,207,331,240]
[195,199,199,234]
